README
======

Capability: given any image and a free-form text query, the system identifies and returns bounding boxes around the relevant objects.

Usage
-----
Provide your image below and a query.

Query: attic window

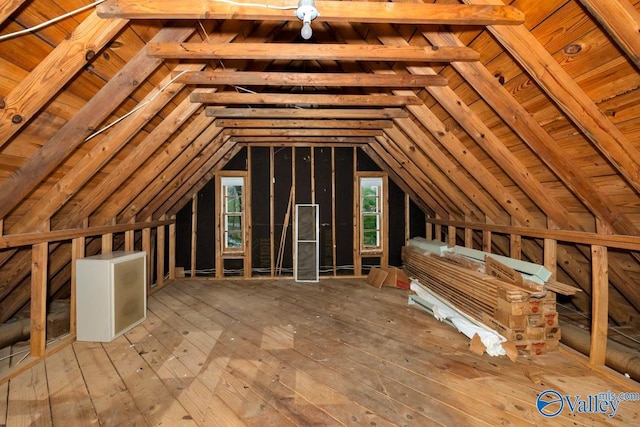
[359,176,384,252]
[221,176,244,252]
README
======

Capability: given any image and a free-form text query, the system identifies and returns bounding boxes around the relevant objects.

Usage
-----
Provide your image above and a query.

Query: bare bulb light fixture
[295,0,319,40]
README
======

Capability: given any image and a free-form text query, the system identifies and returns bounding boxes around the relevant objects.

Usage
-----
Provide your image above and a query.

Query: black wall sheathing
[357,147,382,172]
[251,146,271,275]
[195,179,216,275]
[223,146,247,170]
[174,146,428,276]
[409,198,426,239]
[274,147,293,272]
[388,178,405,267]
[295,147,312,205]
[175,202,192,272]
[314,148,333,274]
[334,148,354,273]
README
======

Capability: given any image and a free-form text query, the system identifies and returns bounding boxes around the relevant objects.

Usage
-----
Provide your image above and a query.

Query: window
[221,177,244,251]
[360,177,383,251]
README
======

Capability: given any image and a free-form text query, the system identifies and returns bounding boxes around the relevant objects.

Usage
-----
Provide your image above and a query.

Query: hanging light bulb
[295,0,319,40]
[300,18,313,40]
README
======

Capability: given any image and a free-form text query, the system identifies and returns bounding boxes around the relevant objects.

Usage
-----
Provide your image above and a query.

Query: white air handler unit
[76,251,147,342]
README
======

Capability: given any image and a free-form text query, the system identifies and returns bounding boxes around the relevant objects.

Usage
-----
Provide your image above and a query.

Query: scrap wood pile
[402,238,578,358]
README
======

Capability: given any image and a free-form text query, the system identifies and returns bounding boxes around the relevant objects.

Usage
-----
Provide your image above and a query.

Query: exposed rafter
[150,43,479,62]
[423,30,640,236]
[464,0,640,197]
[0,12,127,149]
[222,128,383,137]
[206,107,409,119]
[214,119,392,129]
[0,26,196,221]
[0,0,28,25]
[578,0,640,70]
[97,0,525,25]
[175,70,448,87]
[12,64,206,234]
[192,92,422,106]
[230,136,372,144]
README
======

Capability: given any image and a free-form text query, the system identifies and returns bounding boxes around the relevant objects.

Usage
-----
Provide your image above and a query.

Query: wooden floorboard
[73,340,148,426]
[6,342,52,426]
[0,278,638,426]
[44,345,98,425]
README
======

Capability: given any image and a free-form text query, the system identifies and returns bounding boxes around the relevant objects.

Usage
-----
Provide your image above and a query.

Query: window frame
[219,174,246,254]
[357,174,387,255]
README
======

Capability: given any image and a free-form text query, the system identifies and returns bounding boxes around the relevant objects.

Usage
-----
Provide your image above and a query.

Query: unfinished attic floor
[1,279,638,426]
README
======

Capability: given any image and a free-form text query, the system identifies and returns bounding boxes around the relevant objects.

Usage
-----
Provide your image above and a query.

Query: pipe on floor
[0,318,30,349]
[560,321,640,382]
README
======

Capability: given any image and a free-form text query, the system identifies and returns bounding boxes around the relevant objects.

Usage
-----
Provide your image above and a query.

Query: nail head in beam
[152,43,479,63]
[192,93,423,106]
[176,71,447,87]
[205,107,409,119]
[98,1,524,25]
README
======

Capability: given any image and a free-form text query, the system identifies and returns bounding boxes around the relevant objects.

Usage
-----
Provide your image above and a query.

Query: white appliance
[76,251,147,342]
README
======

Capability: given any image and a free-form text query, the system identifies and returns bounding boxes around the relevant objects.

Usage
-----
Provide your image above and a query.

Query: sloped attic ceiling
[0,0,639,327]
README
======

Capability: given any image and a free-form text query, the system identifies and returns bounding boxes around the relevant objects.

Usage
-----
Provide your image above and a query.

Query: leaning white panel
[408,280,506,357]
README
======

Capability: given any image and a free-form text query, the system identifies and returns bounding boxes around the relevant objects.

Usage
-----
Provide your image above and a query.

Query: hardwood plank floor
[0,278,638,426]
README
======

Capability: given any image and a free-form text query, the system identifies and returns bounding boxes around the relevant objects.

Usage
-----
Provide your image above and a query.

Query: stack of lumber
[483,288,560,356]
[402,244,560,356]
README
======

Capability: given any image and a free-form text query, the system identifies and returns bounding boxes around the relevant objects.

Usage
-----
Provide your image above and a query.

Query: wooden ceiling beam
[222,128,383,137]
[0,26,196,221]
[143,138,238,221]
[192,92,422,106]
[64,103,214,228]
[214,119,392,129]
[577,0,640,70]
[0,0,28,25]
[176,70,448,87]
[97,0,524,25]
[0,12,127,149]
[390,119,506,224]
[230,136,372,144]
[161,142,243,219]
[206,107,409,119]
[364,143,440,218]
[384,127,484,221]
[398,102,541,228]
[463,0,640,198]
[92,120,223,225]
[152,43,478,63]
[11,64,206,234]
[376,133,468,220]
[424,30,640,236]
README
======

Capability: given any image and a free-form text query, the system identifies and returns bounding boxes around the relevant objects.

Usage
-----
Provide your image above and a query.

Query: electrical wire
[557,302,640,346]
[0,0,107,42]
[0,333,71,362]
[84,69,191,142]
[0,0,298,42]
